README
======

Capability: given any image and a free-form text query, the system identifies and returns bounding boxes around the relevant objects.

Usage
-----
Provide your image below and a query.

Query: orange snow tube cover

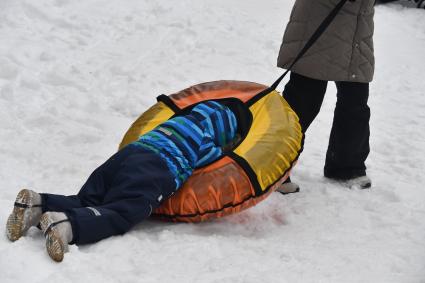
[119,81,303,222]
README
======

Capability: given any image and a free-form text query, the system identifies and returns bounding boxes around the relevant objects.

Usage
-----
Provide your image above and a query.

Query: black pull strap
[14,202,42,208]
[270,0,349,90]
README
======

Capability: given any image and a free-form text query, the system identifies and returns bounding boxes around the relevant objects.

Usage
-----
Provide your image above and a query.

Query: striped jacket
[132,101,237,189]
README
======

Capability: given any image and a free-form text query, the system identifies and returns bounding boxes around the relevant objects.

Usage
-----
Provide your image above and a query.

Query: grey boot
[344,175,372,189]
[276,177,300,195]
[6,189,42,241]
[326,175,372,189]
[40,212,73,262]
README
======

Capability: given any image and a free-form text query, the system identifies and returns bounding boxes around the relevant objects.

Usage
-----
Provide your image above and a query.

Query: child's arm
[194,132,223,168]
[221,134,241,153]
[195,134,241,168]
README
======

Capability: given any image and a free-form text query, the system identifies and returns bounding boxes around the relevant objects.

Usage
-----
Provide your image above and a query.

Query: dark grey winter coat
[277,0,375,83]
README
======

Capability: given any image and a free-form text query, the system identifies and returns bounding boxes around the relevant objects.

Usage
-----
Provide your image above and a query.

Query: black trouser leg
[67,146,175,245]
[283,72,328,132]
[40,145,134,213]
[324,82,370,179]
[41,146,175,245]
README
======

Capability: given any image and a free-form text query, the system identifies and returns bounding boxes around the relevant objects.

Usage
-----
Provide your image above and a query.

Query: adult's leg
[283,72,328,132]
[324,82,370,179]
[63,146,175,245]
[278,72,328,192]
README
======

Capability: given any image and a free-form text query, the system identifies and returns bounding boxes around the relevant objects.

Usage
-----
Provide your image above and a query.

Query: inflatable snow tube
[119,81,303,222]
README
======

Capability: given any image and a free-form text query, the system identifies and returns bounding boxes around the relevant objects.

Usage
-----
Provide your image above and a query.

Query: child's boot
[40,212,73,262]
[6,189,42,241]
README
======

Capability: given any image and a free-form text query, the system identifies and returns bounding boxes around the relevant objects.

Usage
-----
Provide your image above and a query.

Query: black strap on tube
[270,0,349,90]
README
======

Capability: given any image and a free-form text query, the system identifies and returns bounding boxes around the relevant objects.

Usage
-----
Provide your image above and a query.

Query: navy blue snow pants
[40,145,175,245]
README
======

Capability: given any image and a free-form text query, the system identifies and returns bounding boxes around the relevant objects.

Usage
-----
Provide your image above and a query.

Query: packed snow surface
[0,0,424,282]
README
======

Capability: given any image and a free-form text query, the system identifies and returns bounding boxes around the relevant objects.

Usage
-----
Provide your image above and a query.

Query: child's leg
[40,194,83,212]
[62,146,175,244]
[40,145,140,212]
[6,145,124,241]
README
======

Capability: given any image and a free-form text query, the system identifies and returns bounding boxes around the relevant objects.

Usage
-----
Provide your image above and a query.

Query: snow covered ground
[0,0,424,282]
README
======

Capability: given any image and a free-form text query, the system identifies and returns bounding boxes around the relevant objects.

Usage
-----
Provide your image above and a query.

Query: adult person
[276,0,375,193]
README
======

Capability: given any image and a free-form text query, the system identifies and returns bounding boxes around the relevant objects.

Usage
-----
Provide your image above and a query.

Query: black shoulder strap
[270,0,349,90]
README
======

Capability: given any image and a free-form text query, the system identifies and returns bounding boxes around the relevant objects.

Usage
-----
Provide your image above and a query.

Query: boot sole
[6,189,31,241]
[40,214,65,262]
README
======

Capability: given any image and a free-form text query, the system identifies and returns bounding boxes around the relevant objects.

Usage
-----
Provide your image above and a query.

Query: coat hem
[276,64,373,83]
